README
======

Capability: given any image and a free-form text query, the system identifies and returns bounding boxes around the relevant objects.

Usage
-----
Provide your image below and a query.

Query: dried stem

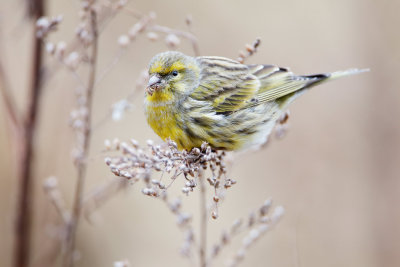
[0,55,21,131]
[44,177,70,224]
[63,8,98,267]
[82,177,128,221]
[198,169,207,267]
[13,0,45,266]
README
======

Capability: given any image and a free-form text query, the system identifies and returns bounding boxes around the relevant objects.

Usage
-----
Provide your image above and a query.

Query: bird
[144,51,367,151]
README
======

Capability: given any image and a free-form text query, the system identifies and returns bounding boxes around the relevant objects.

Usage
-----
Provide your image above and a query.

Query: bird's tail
[330,68,370,79]
[276,68,369,109]
[305,68,370,85]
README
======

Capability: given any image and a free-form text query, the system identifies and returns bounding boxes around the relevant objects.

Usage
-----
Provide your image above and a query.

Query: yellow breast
[145,91,192,149]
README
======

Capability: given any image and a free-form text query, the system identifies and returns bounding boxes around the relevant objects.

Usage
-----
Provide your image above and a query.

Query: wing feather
[191,57,260,113]
[247,65,330,106]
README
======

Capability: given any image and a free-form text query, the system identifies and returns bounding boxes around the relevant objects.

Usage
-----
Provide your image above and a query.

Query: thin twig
[63,8,98,267]
[14,0,45,266]
[94,48,125,86]
[198,169,207,267]
[44,176,70,224]
[0,51,21,131]
[82,177,128,222]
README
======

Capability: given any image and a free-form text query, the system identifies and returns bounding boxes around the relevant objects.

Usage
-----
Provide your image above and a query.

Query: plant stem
[13,1,45,266]
[63,8,98,267]
[199,169,207,267]
[0,60,20,131]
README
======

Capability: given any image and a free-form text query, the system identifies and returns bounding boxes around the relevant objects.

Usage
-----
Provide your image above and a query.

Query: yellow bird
[144,51,367,151]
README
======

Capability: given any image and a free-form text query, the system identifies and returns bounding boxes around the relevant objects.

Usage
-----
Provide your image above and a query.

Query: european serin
[144,51,366,151]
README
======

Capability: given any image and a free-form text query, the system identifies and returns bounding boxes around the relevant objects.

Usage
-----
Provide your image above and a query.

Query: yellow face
[145,51,200,102]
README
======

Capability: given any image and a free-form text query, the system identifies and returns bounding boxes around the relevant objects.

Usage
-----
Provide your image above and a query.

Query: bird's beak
[146,75,162,96]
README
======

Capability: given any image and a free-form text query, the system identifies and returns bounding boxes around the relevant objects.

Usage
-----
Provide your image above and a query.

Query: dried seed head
[245,44,254,53]
[64,52,80,70]
[45,42,55,54]
[36,17,50,29]
[55,41,67,58]
[130,139,139,147]
[211,211,218,219]
[113,138,120,150]
[177,213,191,226]
[192,147,200,155]
[116,0,127,9]
[149,11,157,21]
[113,259,131,267]
[165,34,180,48]
[146,139,154,146]
[104,157,112,165]
[182,187,190,194]
[201,142,208,151]
[118,35,130,48]
[146,32,158,41]
[272,206,285,222]
[259,198,272,216]
[185,14,193,26]
[43,176,58,189]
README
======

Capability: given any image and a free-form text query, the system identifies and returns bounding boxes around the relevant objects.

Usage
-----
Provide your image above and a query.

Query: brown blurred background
[1,0,399,266]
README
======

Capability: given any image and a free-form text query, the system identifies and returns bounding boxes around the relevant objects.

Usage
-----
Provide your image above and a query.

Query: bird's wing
[248,64,329,105]
[191,56,260,113]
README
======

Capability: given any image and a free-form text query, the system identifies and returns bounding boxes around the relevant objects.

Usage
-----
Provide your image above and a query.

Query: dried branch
[14,0,46,266]
[64,7,98,267]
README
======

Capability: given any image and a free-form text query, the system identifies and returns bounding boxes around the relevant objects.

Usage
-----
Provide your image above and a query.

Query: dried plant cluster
[104,139,231,198]
[0,0,285,267]
[105,138,285,266]
[104,138,236,219]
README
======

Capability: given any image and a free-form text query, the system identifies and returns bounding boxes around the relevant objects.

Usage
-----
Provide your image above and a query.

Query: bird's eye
[172,70,178,76]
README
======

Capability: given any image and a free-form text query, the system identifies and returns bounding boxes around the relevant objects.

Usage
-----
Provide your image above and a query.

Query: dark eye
[172,70,178,76]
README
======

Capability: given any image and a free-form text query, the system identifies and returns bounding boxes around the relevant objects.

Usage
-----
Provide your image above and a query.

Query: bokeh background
[1,0,399,266]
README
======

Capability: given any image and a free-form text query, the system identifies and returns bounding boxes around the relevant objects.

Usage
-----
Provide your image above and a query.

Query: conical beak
[146,75,162,96]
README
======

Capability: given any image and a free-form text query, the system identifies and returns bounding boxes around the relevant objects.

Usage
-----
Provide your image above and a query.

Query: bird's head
[146,51,200,98]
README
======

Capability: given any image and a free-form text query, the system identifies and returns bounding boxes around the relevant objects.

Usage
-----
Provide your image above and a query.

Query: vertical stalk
[63,8,98,267]
[14,0,45,266]
[199,169,207,267]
